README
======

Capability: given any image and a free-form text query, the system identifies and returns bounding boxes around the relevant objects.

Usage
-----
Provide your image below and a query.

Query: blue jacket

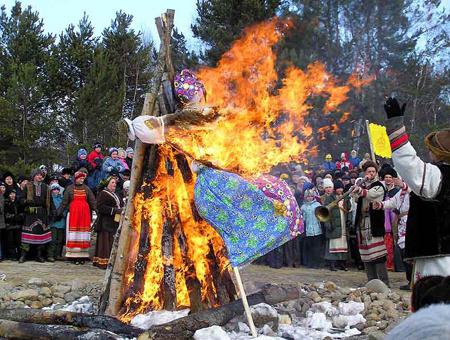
[349,156,361,168]
[50,194,66,229]
[301,201,323,237]
[102,157,125,175]
[322,161,336,171]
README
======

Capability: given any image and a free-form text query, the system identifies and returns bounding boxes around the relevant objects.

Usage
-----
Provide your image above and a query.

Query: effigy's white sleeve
[131,115,165,144]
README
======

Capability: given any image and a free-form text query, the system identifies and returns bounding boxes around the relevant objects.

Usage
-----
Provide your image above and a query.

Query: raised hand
[384,97,406,119]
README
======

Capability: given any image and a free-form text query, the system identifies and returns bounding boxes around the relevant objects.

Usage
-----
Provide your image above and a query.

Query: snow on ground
[43,295,95,314]
[131,309,190,330]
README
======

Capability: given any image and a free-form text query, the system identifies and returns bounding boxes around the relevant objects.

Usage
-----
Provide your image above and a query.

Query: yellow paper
[369,123,392,158]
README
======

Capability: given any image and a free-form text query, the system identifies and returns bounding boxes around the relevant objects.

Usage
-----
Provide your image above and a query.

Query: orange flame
[167,18,370,176]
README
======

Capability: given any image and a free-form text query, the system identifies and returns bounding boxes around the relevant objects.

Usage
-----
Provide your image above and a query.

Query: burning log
[139,284,302,340]
[0,309,141,338]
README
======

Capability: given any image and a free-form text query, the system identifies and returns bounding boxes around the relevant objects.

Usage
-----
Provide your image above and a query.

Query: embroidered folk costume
[59,171,96,260]
[385,97,450,283]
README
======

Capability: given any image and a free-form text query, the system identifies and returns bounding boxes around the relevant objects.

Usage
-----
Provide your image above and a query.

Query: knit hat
[123,180,131,192]
[30,168,42,179]
[50,183,62,191]
[109,147,118,155]
[424,128,450,162]
[74,171,87,181]
[77,148,87,159]
[117,147,126,158]
[323,178,334,189]
[303,182,314,191]
[325,154,332,161]
[93,142,102,149]
[126,147,134,155]
[0,181,5,187]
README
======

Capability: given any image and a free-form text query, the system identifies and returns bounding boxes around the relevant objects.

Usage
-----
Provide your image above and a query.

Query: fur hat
[61,168,72,176]
[323,178,334,189]
[381,166,398,179]
[362,160,378,172]
[334,180,344,190]
[425,128,450,162]
[30,168,42,179]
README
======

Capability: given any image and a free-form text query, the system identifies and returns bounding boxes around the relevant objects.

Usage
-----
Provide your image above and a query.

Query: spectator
[125,147,134,169]
[352,161,389,286]
[322,154,336,171]
[349,150,361,169]
[93,177,123,269]
[20,169,52,263]
[58,168,73,188]
[87,142,104,169]
[301,189,323,268]
[87,158,105,195]
[359,153,372,169]
[48,183,66,261]
[336,152,353,170]
[0,181,5,196]
[3,172,18,194]
[16,176,27,201]
[72,148,91,173]
[39,165,48,183]
[117,147,130,171]
[0,189,5,261]
[59,171,96,265]
[4,189,23,260]
[323,180,350,271]
[102,147,125,177]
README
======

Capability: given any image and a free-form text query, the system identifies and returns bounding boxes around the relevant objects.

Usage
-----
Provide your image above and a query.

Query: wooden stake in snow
[233,267,258,337]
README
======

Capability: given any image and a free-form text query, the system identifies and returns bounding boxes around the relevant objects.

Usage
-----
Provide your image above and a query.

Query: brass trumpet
[314,178,366,222]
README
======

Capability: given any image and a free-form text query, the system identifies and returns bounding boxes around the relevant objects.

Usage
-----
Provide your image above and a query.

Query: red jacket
[336,160,353,170]
[87,150,104,168]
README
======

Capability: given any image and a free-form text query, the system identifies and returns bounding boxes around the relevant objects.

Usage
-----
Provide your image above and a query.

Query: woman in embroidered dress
[93,177,123,269]
[59,171,96,264]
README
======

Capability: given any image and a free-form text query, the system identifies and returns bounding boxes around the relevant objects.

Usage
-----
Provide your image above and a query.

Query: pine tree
[192,0,281,65]
[0,2,55,170]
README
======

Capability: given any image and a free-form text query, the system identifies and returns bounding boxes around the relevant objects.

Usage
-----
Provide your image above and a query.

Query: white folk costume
[387,116,450,283]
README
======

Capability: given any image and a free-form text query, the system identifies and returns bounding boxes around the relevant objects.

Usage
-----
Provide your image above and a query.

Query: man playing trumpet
[352,161,390,286]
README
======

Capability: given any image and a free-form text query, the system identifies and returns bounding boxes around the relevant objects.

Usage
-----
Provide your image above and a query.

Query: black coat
[96,189,123,233]
[4,198,23,230]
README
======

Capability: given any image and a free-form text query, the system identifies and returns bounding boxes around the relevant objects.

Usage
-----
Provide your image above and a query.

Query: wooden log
[0,309,142,338]
[103,9,175,316]
[139,284,302,340]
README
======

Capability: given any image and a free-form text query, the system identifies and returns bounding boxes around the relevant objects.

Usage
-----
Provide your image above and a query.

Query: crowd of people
[256,150,412,290]
[0,143,132,269]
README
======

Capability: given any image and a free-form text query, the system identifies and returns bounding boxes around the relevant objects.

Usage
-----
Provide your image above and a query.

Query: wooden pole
[102,9,175,317]
[233,267,257,337]
[365,119,376,162]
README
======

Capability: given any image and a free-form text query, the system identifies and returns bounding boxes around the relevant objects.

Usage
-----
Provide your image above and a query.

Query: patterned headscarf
[173,69,206,105]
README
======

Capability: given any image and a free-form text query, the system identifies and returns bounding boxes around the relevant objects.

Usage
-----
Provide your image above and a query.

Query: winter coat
[87,150,104,169]
[322,161,336,171]
[4,198,23,230]
[96,189,123,233]
[349,156,361,168]
[336,160,353,171]
[58,177,73,188]
[0,195,6,230]
[49,194,66,229]
[301,200,322,237]
[87,169,106,194]
[102,157,125,175]
[72,158,92,174]
[126,157,133,169]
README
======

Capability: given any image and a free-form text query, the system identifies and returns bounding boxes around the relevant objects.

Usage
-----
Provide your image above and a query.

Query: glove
[107,166,113,172]
[384,97,406,119]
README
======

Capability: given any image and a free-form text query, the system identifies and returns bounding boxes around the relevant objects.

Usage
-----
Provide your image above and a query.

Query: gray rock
[332,315,349,329]
[52,285,71,295]
[30,300,43,309]
[237,321,250,333]
[27,278,50,287]
[64,292,80,303]
[261,324,277,336]
[52,297,66,305]
[250,303,279,331]
[324,281,338,292]
[10,289,39,301]
[39,287,52,297]
[368,331,385,340]
[307,291,322,303]
[353,322,366,331]
[278,314,292,325]
[365,280,390,294]
[363,326,380,334]
[42,298,53,307]
[377,320,389,330]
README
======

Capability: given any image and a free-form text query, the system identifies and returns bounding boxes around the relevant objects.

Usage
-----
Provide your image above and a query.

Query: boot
[36,249,45,263]
[47,256,55,262]
[329,261,337,271]
[18,250,26,263]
